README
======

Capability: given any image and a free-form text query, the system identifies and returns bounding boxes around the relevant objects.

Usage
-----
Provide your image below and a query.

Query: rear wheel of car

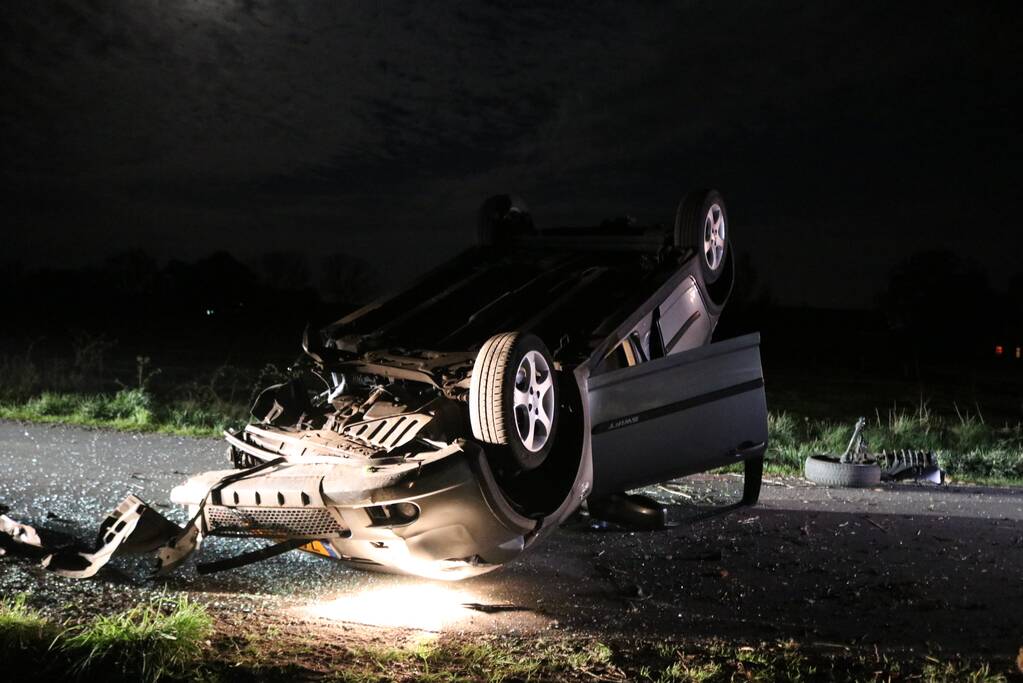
[477,194,533,246]
[804,454,882,488]
[674,189,729,284]
[470,332,558,471]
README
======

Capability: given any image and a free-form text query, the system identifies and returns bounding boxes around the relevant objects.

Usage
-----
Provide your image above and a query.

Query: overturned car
[4,190,768,581]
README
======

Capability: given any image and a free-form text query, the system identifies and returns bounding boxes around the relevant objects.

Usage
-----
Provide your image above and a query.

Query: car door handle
[728,441,766,458]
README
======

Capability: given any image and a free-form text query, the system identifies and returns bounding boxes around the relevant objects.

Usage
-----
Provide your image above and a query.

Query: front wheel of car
[674,189,729,284]
[470,332,558,471]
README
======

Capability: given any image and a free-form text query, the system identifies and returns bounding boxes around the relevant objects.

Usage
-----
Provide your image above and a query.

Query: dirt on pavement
[1,421,1022,673]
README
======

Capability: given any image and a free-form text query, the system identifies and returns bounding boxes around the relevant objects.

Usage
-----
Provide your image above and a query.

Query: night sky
[3,1,1021,308]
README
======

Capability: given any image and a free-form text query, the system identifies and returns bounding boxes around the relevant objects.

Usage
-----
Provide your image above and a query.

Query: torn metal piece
[1,514,43,549]
[877,449,944,484]
[97,495,183,556]
[1,496,185,579]
[0,514,50,563]
[196,538,306,575]
[154,523,203,575]
[840,417,870,464]
[808,418,945,486]
[461,602,532,614]
[45,495,183,579]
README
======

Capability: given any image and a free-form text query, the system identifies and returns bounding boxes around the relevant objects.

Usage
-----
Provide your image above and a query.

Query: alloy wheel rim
[512,350,554,452]
[702,203,726,272]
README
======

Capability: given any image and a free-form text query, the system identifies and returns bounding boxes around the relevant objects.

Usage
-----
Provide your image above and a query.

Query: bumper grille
[343,413,431,450]
[206,506,345,538]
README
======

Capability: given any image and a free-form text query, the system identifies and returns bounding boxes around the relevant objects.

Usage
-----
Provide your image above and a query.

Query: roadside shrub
[24,392,80,416]
[819,423,853,454]
[105,388,154,423]
[944,448,1023,481]
[63,596,212,682]
[950,414,994,452]
[71,389,153,425]
[767,412,799,449]
[72,396,105,420]
[0,594,56,656]
[866,405,943,452]
[161,400,238,434]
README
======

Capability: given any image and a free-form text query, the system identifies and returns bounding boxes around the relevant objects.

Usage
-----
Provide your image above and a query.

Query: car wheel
[674,189,729,284]
[470,332,558,471]
[803,454,882,488]
[478,194,533,246]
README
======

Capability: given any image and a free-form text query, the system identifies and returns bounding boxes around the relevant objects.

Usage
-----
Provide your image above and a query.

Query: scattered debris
[461,602,533,614]
[0,495,184,578]
[864,516,888,533]
[804,417,945,487]
[876,449,944,483]
[45,511,75,524]
[0,514,44,557]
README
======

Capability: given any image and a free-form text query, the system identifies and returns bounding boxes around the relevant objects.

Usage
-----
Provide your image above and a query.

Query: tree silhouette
[319,252,377,305]
[258,251,310,291]
[882,249,994,366]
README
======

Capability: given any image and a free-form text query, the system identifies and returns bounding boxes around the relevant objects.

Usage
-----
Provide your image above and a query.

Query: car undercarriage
[1,190,768,581]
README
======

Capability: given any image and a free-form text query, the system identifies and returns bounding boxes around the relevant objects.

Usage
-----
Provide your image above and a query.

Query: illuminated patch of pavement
[2,420,1022,651]
[0,421,548,633]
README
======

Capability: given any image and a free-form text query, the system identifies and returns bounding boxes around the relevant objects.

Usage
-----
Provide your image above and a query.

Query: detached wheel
[675,189,729,284]
[804,455,881,488]
[478,194,533,246]
[470,332,558,471]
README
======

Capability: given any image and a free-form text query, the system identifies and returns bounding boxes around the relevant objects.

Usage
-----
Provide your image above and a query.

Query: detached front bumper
[171,440,541,580]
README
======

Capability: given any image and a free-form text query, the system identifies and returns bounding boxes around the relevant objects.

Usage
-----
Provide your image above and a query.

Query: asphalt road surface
[2,421,1021,657]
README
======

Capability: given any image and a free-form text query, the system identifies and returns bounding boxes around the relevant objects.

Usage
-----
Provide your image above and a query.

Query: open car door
[586,333,767,497]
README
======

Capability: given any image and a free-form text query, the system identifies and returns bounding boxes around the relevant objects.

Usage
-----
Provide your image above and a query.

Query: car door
[586,333,767,496]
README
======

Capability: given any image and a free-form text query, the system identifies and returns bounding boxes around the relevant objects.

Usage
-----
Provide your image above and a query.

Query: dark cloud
[2,1,1021,306]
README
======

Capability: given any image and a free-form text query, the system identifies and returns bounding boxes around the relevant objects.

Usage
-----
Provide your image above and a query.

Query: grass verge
[767,404,1023,483]
[217,627,1017,682]
[0,389,246,437]
[1,389,1021,484]
[63,596,213,681]
[1,595,1016,682]
[1,594,212,682]
[0,593,60,656]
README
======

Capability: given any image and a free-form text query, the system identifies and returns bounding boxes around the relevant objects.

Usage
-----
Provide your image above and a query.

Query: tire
[804,455,881,488]
[469,332,558,471]
[701,239,735,316]
[478,194,533,246]
[674,189,729,284]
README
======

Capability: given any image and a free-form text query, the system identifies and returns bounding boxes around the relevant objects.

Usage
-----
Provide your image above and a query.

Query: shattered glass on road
[2,421,1022,654]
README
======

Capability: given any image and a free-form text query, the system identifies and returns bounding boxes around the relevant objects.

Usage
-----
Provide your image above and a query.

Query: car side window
[599,333,647,372]
[627,333,648,364]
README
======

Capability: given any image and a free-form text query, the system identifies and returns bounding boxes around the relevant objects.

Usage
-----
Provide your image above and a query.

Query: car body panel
[2,202,768,581]
[587,333,767,497]
[171,223,766,579]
